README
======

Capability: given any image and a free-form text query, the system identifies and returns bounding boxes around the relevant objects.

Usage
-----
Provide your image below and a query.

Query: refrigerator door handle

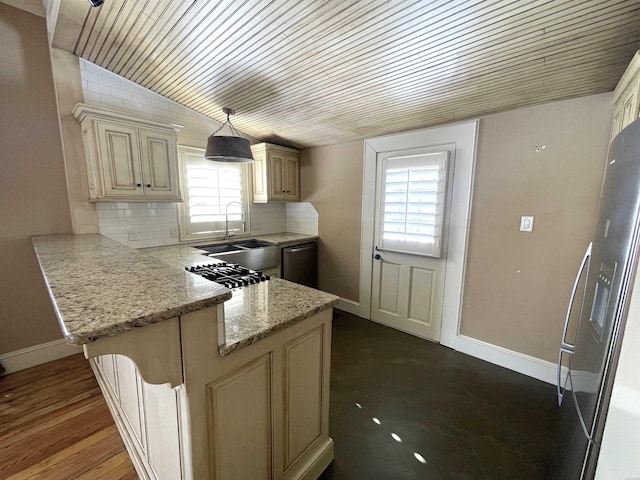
[557,347,574,406]
[561,242,592,349]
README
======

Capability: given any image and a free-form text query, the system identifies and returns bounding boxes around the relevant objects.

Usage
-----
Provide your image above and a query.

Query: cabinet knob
[136,183,142,187]
[146,184,152,188]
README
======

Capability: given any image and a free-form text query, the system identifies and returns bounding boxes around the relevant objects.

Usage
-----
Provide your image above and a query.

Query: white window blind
[378,151,449,257]
[178,147,249,240]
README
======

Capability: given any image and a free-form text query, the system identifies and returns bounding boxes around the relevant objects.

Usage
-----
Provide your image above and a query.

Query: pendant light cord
[210,111,240,137]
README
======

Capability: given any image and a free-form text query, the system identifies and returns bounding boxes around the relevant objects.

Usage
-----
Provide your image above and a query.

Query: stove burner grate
[186,263,270,289]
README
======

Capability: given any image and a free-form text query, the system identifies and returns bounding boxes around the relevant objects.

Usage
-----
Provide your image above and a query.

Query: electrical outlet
[170,226,179,238]
[128,228,139,241]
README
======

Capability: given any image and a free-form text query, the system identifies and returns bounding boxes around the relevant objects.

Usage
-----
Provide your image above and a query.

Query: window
[376,150,449,258]
[178,146,250,241]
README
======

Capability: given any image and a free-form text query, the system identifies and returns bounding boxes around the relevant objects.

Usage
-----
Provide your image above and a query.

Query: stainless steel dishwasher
[281,242,318,288]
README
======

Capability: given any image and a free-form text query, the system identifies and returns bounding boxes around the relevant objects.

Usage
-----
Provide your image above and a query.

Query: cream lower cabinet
[73,103,183,202]
[85,307,333,480]
[263,265,281,278]
[252,143,300,203]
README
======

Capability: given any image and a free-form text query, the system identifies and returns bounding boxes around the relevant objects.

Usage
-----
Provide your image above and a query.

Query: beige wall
[301,93,612,363]
[0,4,73,354]
[300,141,363,301]
[461,93,612,362]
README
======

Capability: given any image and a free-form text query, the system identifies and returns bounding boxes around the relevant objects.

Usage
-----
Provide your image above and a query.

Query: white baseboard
[0,339,82,376]
[454,334,560,385]
[336,298,365,317]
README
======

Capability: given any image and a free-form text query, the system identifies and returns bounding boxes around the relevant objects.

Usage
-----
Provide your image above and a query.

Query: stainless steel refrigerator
[554,116,640,478]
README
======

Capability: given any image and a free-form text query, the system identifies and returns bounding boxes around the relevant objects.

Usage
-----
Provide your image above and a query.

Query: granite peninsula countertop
[33,233,338,356]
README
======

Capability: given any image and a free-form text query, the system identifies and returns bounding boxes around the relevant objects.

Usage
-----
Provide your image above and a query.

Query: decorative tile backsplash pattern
[80,59,317,248]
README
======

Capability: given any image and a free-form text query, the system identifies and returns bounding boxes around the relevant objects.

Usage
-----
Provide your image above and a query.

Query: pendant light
[204,107,254,163]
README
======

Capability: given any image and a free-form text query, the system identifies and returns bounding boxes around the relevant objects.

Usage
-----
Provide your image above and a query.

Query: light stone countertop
[143,236,337,356]
[251,232,318,246]
[169,232,318,251]
[33,233,338,356]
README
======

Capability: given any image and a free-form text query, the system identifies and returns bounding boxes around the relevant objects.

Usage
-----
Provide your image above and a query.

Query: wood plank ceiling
[67,0,640,148]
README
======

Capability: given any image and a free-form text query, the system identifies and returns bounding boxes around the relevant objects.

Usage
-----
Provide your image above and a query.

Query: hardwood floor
[0,354,137,479]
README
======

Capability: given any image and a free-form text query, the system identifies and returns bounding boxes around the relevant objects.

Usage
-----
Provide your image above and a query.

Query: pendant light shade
[204,108,254,163]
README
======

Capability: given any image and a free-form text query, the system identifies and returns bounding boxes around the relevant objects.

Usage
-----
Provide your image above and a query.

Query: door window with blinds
[376,151,449,258]
[178,146,250,241]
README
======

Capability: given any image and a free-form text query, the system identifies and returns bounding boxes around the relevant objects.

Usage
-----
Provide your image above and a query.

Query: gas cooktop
[186,263,270,289]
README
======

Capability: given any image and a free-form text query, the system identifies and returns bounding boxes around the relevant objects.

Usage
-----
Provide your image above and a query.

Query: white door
[371,147,451,342]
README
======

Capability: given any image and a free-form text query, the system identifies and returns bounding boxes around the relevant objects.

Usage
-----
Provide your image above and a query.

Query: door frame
[358,120,479,348]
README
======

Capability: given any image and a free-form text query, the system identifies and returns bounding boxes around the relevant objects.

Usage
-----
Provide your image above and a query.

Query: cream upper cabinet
[73,103,183,202]
[251,143,300,203]
[611,51,640,143]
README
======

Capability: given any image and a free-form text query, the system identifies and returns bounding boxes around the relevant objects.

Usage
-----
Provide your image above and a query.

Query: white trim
[454,335,561,385]
[336,298,363,317]
[0,339,82,376]
[359,120,479,348]
[72,103,182,132]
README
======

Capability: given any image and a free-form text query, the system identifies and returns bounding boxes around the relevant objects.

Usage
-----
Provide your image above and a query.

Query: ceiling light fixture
[204,108,254,163]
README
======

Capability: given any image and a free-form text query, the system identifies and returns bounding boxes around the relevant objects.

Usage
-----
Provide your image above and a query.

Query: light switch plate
[520,216,534,232]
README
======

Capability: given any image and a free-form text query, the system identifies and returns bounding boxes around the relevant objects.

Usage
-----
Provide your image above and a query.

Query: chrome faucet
[224,201,247,239]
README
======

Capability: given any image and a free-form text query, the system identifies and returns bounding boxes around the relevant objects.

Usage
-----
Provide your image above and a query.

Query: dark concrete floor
[319,311,560,480]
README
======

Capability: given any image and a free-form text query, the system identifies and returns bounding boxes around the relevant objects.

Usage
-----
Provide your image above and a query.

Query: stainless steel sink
[197,241,280,271]
[199,244,246,254]
[232,240,272,249]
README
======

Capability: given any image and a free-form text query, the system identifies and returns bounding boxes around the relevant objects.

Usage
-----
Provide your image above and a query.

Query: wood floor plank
[5,426,122,479]
[0,355,136,479]
[0,402,114,476]
[1,396,105,444]
[74,451,132,480]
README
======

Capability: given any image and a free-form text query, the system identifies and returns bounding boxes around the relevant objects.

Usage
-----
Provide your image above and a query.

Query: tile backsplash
[97,202,291,248]
[82,58,318,248]
[97,203,178,249]
[286,203,319,235]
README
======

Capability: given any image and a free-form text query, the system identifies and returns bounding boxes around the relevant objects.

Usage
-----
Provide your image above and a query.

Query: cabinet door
[143,382,182,479]
[283,156,300,201]
[610,108,623,143]
[96,121,144,197]
[621,89,638,130]
[262,266,281,278]
[282,327,324,469]
[139,129,181,200]
[207,354,273,480]
[115,355,145,450]
[252,149,268,203]
[268,152,286,201]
